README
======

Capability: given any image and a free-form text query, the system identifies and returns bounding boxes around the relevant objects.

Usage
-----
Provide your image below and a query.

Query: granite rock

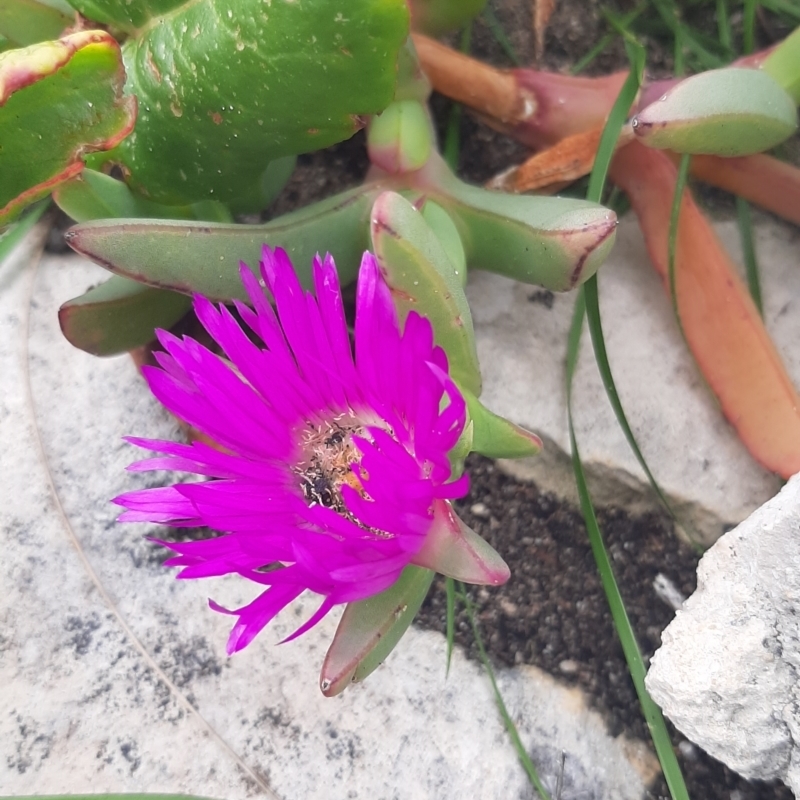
[646,474,800,795]
[0,233,655,799]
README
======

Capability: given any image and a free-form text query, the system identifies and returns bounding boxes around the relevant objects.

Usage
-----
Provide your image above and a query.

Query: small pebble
[470,502,490,518]
[559,659,579,675]
[678,740,698,760]
[499,598,518,617]
[653,573,686,611]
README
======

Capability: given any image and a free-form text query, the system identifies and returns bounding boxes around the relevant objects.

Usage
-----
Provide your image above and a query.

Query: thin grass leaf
[571,6,647,75]
[445,576,456,676]
[736,196,762,315]
[566,297,690,800]
[0,201,48,267]
[586,39,645,203]
[668,153,692,328]
[651,0,725,69]
[674,25,685,75]
[481,4,522,66]
[583,43,686,528]
[605,185,632,218]
[760,0,800,20]
[601,7,647,46]
[569,33,691,800]
[582,278,687,527]
[458,583,552,800]
[443,23,473,172]
[743,0,757,53]
[717,0,733,50]
[564,370,690,800]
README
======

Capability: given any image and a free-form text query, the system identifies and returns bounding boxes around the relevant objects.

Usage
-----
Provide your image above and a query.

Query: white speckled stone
[470,215,798,545]
[0,232,654,800]
[646,474,800,796]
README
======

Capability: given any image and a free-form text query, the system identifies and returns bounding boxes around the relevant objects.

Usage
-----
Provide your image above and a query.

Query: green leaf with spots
[0,30,136,226]
[0,0,72,46]
[54,168,197,222]
[85,0,408,212]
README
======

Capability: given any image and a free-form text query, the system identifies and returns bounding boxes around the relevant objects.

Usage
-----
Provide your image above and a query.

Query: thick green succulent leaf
[462,386,543,458]
[65,185,380,298]
[0,0,72,46]
[632,67,798,157]
[319,566,434,697]
[370,191,481,395]
[54,169,196,222]
[763,27,800,105]
[67,152,618,300]
[368,99,433,174]
[68,0,183,29]
[0,31,136,226]
[89,0,408,211]
[425,155,618,290]
[421,199,466,286]
[59,274,191,355]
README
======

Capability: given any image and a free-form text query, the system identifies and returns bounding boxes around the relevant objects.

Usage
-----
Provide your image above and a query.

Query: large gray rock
[469,215,800,546]
[0,232,655,799]
[646,474,800,794]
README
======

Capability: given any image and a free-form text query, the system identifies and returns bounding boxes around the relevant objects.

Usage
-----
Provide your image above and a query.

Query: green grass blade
[674,24,685,75]
[668,153,692,328]
[481,5,522,66]
[567,30,691,800]
[445,576,456,676]
[736,196,762,315]
[759,0,800,20]
[566,297,690,799]
[583,36,685,526]
[572,6,647,75]
[583,278,686,525]
[0,201,48,267]
[565,385,690,800]
[443,24,473,171]
[458,583,552,800]
[743,0,757,53]
[717,0,733,50]
[586,39,645,204]
[651,0,725,69]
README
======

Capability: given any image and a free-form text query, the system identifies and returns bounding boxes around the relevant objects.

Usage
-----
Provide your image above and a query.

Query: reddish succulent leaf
[533,0,557,62]
[689,153,800,228]
[0,30,136,225]
[413,33,626,149]
[611,141,800,478]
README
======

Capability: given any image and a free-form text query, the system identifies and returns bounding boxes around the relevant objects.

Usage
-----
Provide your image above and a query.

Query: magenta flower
[115,246,508,656]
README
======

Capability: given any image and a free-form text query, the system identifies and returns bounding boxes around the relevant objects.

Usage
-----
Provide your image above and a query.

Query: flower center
[293,416,367,518]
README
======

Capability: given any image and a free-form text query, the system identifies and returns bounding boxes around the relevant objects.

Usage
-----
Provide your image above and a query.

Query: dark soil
[48,1,798,797]
[416,456,793,800]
